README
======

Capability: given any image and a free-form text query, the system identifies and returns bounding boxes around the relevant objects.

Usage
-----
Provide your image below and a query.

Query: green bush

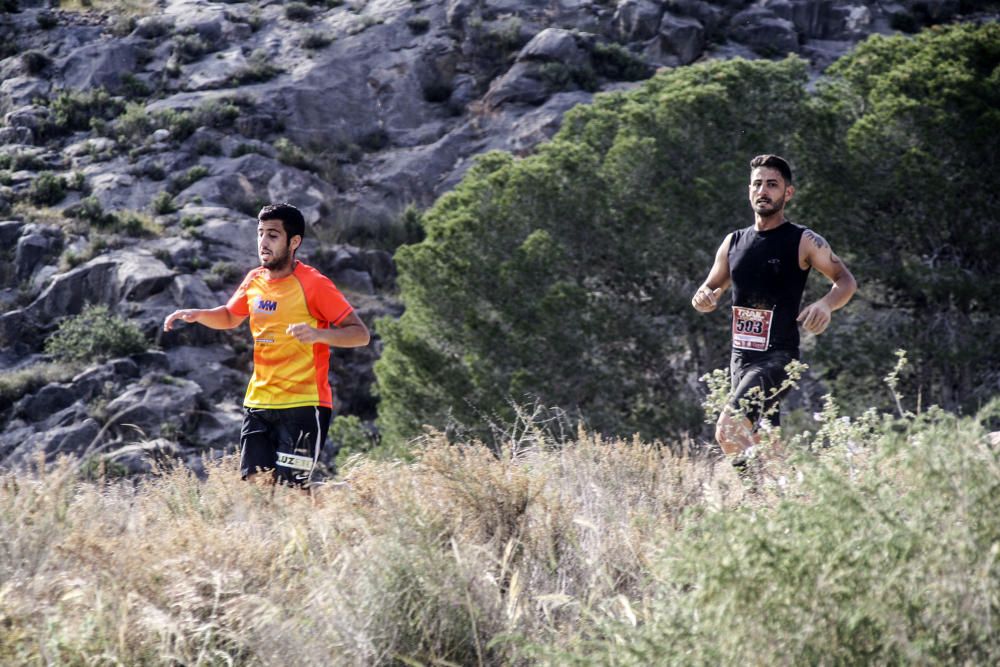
[375,57,808,448]
[227,51,281,85]
[301,30,334,49]
[169,164,209,192]
[63,196,114,227]
[285,2,313,21]
[47,88,126,136]
[150,191,177,214]
[45,305,147,362]
[28,172,67,206]
[553,400,1000,665]
[797,22,1000,413]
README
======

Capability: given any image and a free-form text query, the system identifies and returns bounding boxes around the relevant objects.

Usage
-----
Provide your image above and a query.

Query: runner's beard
[260,243,292,271]
[754,196,784,217]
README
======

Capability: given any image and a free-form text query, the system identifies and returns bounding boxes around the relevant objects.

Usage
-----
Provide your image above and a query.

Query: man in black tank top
[691,155,857,458]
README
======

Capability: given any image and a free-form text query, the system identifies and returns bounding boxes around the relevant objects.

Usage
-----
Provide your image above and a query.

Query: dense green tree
[797,22,1000,412]
[375,58,809,448]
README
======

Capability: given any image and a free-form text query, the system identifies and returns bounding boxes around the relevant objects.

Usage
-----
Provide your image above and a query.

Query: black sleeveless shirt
[728,221,810,354]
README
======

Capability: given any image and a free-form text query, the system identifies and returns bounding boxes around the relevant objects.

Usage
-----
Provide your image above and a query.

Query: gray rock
[332,268,375,295]
[70,357,142,400]
[5,418,102,466]
[0,127,35,146]
[58,40,142,93]
[0,77,52,116]
[614,0,665,42]
[0,220,25,247]
[730,7,800,56]
[169,273,220,310]
[4,105,51,131]
[483,62,558,109]
[519,28,589,68]
[192,401,243,450]
[657,12,706,65]
[103,438,185,476]
[26,250,175,321]
[15,227,61,281]
[14,382,76,423]
[103,376,202,442]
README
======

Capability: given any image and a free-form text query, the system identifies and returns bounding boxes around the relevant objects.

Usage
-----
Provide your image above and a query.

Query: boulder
[3,105,51,131]
[26,250,175,321]
[657,12,706,65]
[103,438,185,476]
[15,225,62,281]
[0,220,25,247]
[13,382,76,423]
[519,28,589,69]
[58,39,142,93]
[4,418,102,467]
[614,0,666,42]
[729,7,800,56]
[0,77,52,116]
[103,376,202,442]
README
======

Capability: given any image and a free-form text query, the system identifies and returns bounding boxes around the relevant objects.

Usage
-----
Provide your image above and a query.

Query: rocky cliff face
[0,0,993,471]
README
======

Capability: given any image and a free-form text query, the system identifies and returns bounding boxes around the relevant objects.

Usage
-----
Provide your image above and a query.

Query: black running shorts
[728,349,795,428]
[240,406,332,487]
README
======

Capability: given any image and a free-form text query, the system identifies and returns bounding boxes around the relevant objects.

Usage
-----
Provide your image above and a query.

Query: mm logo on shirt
[253,297,278,313]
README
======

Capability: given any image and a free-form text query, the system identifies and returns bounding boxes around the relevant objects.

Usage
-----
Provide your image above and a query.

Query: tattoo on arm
[804,230,827,250]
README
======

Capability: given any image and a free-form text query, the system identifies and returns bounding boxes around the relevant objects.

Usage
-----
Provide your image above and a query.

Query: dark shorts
[729,349,796,428]
[240,406,332,487]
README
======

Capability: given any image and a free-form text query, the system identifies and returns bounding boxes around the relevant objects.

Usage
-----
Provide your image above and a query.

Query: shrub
[63,196,114,226]
[172,33,212,64]
[227,51,281,85]
[150,191,177,214]
[48,88,126,135]
[28,172,66,206]
[21,50,50,75]
[44,304,147,362]
[0,361,78,409]
[169,164,209,192]
[591,41,652,81]
[301,30,334,49]
[285,2,313,21]
[406,15,430,34]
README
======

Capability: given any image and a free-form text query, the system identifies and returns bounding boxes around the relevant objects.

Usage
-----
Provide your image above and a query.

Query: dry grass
[2,398,997,665]
[0,428,762,666]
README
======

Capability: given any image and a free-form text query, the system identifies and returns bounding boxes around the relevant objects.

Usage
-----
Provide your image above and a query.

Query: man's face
[748,167,793,217]
[257,218,297,271]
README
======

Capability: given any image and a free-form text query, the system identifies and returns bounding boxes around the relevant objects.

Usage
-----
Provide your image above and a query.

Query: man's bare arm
[286,311,371,348]
[691,234,733,313]
[163,306,246,331]
[797,231,858,334]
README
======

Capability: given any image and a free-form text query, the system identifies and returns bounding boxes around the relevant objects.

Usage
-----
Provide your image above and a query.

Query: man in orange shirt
[164,203,370,488]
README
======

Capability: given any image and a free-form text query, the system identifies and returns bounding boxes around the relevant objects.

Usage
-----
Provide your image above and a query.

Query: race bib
[732,306,773,351]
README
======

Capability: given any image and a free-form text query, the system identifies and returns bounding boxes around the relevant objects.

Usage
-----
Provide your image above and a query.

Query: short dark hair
[750,154,793,184]
[258,203,305,242]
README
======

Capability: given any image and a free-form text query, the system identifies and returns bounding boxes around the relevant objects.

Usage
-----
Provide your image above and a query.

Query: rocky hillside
[0,0,993,472]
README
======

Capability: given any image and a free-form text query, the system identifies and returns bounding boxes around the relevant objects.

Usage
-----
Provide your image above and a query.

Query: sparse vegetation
[169,164,209,193]
[150,191,177,215]
[44,304,148,362]
[27,172,67,206]
[227,50,282,86]
[0,361,80,410]
[285,1,314,21]
[0,382,997,664]
[301,30,334,49]
[46,88,126,136]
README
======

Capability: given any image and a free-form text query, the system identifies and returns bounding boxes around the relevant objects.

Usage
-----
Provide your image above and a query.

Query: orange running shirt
[226,261,354,409]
